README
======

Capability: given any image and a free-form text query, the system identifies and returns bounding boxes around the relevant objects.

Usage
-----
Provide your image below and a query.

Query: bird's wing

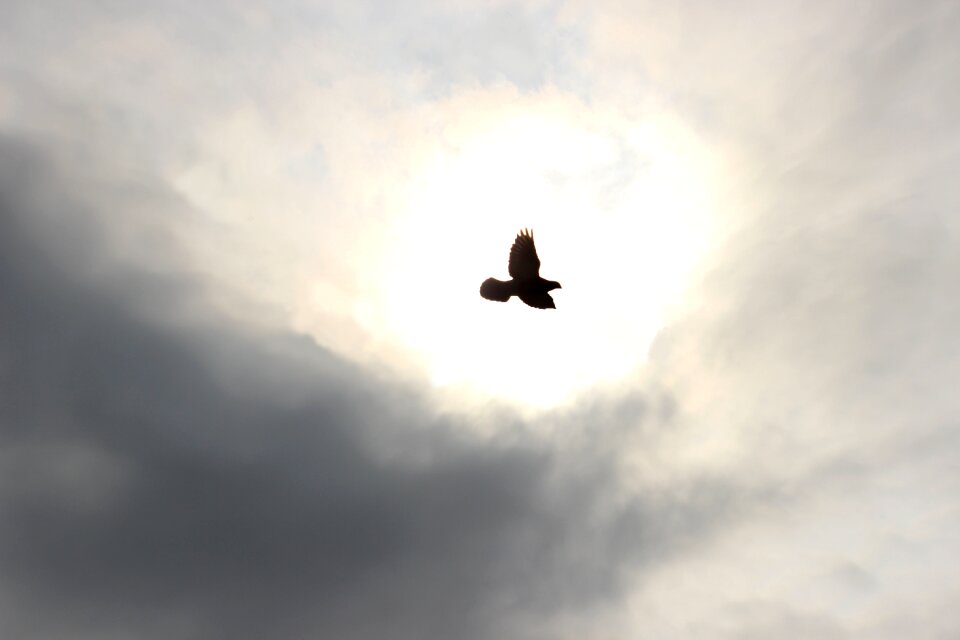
[508,229,540,280]
[519,291,556,309]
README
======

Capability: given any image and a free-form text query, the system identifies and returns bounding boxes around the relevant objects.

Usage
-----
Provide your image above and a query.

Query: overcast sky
[2,1,959,638]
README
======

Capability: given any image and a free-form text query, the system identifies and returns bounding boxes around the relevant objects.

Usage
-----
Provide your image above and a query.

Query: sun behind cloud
[376,89,720,408]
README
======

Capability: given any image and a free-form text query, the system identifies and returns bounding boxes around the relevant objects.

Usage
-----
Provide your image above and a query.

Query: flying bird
[480,229,562,309]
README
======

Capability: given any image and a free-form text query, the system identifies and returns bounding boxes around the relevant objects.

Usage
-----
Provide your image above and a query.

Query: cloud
[3,2,960,638]
[0,137,752,639]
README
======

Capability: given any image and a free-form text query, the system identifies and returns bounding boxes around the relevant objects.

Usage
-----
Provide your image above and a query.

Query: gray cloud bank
[3,1,960,638]
[0,138,741,639]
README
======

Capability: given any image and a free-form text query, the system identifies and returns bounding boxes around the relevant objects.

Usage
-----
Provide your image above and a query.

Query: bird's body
[480,229,561,309]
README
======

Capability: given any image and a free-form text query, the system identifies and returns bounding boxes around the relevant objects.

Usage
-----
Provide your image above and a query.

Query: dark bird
[480,229,562,309]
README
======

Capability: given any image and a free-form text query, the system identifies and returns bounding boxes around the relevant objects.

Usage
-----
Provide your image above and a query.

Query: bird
[480,229,562,309]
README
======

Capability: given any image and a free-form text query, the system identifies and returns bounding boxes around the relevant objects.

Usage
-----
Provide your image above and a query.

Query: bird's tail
[480,278,515,302]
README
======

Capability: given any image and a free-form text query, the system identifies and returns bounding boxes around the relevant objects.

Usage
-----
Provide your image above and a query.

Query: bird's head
[546,280,562,292]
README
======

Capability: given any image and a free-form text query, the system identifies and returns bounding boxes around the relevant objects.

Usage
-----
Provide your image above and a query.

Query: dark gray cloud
[0,137,745,639]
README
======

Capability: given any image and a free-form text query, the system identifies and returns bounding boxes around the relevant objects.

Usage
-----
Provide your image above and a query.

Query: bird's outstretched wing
[508,228,540,280]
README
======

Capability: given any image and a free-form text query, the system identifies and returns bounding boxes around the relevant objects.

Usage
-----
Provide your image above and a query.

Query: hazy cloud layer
[1,1,959,638]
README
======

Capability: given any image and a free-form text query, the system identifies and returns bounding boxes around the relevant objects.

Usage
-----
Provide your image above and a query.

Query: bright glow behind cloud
[377,93,718,406]
[120,52,719,410]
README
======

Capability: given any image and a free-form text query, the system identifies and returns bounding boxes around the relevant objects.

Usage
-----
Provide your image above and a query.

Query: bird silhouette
[480,229,562,309]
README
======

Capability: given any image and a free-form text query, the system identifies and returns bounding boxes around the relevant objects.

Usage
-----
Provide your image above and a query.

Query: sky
[1,1,959,638]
